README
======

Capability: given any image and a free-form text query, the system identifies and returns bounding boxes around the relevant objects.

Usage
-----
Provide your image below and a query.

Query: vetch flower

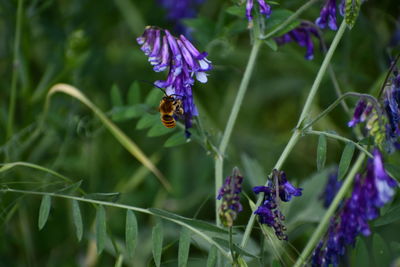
[316,0,339,30]
[245,0,272,28]
[311,148,397,266]
[320,171,342,208]
[137,26,212,137]
[275,22,321,60]
[253,169,302,240]
[217,167,244,227]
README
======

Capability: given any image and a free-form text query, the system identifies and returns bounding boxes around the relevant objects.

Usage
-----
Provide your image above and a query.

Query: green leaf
[84,192,120,202]
[372,234,391,266]
[128,81,141,105]
[178,228,191,267]
[38,195,51,230]
[206,245,217,267]
[137,113,159,130]
[152,222,163,267]
[111,105,146,121]
[147,123,174,137]
[385,163,400,183]
[317,134,327,171]
[57,180,82,194]
[373,202,400,227]
[111,84,123,107]
[345,0,362,29]
[212,238,258,258]
[125,210,138,260]
[148,208,228,234]
[164,132,187,147]
[145,89,163,106]
[264,39,278,51]
[72,200,83,242]
[225,5,245,17]
[338,143,355,180]
[96,205,107,254]
[351,237,369,267]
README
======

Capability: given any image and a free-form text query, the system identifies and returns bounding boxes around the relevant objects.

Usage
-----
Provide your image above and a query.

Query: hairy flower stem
[215,40,262,226]
[293,153,366,266]
[6,0,24,139]
[240,20,347,249]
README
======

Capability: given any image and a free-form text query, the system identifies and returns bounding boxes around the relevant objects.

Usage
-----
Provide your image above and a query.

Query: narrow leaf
[96,205,107,254]
[351,237,369,267]
[137,114,159,130]
[152,222,163,267]
[38,195,51,230]
[72,200,83,241]
[125,210,138,260]
[206,245,217,267]
[111,84,123,106]
[385,163,400,182]
[84,192,121,202]
[317,134,327,171]
[338,143,355,180]
[373,202,400,227]
[264,39,278,51]
[147,123,174,137]
[145,89,164,106]
[128,81,141,105]
[164,132,187,147]
[178,228,191,267]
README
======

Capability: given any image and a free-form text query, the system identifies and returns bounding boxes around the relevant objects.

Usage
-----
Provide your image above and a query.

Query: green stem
[6,0,24,139]
[306,130,373,158]
[293,153,366,267]
[2,187,232,260]
[297,20,347,128]
[215,40,262,226]
[240,20,347,249]
[260,0,320,40]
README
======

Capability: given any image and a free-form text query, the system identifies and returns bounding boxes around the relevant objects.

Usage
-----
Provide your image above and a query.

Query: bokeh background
[0,0,400,266]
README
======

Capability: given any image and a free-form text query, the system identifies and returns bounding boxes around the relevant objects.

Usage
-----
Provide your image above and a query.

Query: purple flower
[158,0,204,35]
[217,167,244,227]
[275,22,321,60]
[320,171,342,208]
[316,0,339,30]
[137,26,212,136]
[312,148,397,266]
[245,0,272,28]
[253,169,302,240]
[348,99,369,127]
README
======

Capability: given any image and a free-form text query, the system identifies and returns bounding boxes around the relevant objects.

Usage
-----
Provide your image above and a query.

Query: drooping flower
[137,26,212,137]
[311,149,397,266]
[217,167,244,227]
[158,0,205,35]
[253,169,302,240]
[316,0,339,30]
[320,171,342,208]
[275,22,321,60]
[245,0,272,28]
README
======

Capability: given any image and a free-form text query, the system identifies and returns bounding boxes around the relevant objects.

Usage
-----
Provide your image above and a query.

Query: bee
[159,94,184,128]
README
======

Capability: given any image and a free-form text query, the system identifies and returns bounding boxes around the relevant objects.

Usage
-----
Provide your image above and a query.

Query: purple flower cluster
[158,0,204,35]
[217,167,244,227]
[315,0,345,31]
[275,22,321,60]
[320,171,342,208]
[312,149,397,266]
[348,73,400,152]
[137,26,212,136]
[253,169,302,240]
[245,0,272,28]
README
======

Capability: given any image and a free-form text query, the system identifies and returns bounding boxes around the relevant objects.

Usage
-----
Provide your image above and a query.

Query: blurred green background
[1,0,400,266]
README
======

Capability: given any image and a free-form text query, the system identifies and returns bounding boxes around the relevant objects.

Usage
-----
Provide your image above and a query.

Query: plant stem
[7,0,24,139]
[306,130,373,158]
[297,20,347,128]
[293,153,366,267]
[215,39,262,226]
[240,20,347,249]
[260,0,320,40]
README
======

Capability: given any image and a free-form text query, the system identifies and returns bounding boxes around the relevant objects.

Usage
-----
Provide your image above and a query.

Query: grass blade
[44,84,171,192]
[96,205,107,254]
[125,210,138,260]
[72,200,83,242]
[178,228,191,267]
[152,222,163,267]
[338,142,355,180]
[316,134,327,171]
[38,195,51,230]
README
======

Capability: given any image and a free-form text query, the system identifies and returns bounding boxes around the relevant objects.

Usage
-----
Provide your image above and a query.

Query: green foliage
[152,222,164,267]
[338,142,355,180]
[178,228,191,267]
[38,195,51,230]
[317,134,327,171]
[72,200,83,242]
[96,205,107,254]
[125,210,138,260]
